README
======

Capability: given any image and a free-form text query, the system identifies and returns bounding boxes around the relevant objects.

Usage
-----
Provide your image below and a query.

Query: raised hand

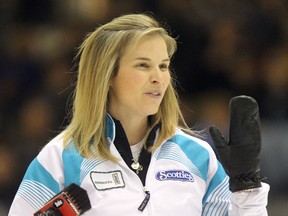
[209,95,263,192]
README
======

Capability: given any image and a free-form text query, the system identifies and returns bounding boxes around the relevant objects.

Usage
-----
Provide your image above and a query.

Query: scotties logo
[156,170,194,182]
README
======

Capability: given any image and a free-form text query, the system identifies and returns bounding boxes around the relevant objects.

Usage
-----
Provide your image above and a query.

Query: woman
[9,13,269,215]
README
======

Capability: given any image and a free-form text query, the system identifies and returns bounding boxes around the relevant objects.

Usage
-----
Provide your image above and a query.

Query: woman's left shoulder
[173,128,215,153]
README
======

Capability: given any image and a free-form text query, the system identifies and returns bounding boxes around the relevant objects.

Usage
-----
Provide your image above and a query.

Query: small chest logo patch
[156,170,194,182]
[90,170,125,191]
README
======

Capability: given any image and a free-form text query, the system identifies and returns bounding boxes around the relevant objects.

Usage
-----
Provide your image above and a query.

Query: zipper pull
[138,191,150,212]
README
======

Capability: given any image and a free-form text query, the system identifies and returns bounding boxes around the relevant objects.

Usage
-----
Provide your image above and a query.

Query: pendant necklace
[131,158,143,174]
[130,139,144,174]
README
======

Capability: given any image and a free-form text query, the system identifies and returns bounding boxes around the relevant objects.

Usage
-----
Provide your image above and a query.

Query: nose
[150,67,162,84]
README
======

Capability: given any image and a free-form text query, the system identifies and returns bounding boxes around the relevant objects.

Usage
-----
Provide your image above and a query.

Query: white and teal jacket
[9,114,269,215]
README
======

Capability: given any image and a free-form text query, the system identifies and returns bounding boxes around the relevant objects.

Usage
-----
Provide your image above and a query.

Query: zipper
[141,150,158,215]
[114,151,151,214]
[138,189,150,212]
[137,187,151,216]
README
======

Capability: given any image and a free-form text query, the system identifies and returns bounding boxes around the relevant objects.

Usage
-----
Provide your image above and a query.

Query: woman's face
[109,34,171,120]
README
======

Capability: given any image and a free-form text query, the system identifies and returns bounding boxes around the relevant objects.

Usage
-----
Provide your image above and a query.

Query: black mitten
[209,95,262,192]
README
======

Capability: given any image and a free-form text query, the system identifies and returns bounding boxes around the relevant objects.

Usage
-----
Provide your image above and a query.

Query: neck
[111,115,149,145]
[124,118,149,145]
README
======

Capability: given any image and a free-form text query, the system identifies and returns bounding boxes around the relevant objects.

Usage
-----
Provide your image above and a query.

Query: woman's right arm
[9,138,64,216]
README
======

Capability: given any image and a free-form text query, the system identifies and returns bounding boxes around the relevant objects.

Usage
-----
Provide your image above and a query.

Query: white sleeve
[8,194,35,216]
[8,134,65,216]
[229,182,270,216]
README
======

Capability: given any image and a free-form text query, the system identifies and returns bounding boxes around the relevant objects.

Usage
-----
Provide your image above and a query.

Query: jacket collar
[105,113,116,142]
[105,113,161,144]
[105,113,160,185]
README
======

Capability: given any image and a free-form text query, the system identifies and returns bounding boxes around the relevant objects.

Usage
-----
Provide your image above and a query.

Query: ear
[108,78,113,88]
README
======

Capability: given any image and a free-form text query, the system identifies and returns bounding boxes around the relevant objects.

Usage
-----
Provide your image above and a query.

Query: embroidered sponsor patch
[90,170,125,190]
[155,170,194,182]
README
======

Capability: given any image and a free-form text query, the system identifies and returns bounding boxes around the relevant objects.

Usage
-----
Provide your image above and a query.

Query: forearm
[229,182,270,216]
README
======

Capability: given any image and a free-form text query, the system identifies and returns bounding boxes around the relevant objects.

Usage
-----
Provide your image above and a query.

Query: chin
[145,109,159,116]
[141,105,161,116]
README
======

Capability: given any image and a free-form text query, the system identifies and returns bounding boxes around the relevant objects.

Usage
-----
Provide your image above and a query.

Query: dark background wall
[1,0,288,214]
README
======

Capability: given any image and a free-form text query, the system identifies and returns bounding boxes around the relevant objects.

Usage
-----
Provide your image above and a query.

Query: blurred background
[0,0,288,215]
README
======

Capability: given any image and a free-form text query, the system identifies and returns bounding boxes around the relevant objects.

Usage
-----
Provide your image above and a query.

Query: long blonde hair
[63,13,191,161]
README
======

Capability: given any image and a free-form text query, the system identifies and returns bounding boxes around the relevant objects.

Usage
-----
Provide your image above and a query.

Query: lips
[145,90,162,98]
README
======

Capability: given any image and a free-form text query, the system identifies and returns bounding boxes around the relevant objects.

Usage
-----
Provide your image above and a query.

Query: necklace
[130,139,144,174]
[131,158,143,174]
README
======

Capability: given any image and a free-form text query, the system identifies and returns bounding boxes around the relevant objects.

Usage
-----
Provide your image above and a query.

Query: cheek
[163,73,171,89]
[114,74,143,96]
[123,75,143,90]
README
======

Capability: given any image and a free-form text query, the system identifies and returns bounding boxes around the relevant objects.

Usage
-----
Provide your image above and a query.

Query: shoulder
[37,132,84,172]
[30,132,72,181]
[156,128,219,182]
[168,128,215,156]
[38,132,66,161]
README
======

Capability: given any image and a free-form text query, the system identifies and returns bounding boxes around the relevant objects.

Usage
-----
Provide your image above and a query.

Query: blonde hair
[63,13,191,161]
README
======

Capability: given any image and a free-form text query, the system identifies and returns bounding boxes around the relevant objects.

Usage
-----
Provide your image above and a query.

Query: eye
[159,63,169,71]
[136,62,150,69]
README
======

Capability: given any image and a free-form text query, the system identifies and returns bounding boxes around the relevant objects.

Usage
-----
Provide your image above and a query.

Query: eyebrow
[134,57,170,62]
